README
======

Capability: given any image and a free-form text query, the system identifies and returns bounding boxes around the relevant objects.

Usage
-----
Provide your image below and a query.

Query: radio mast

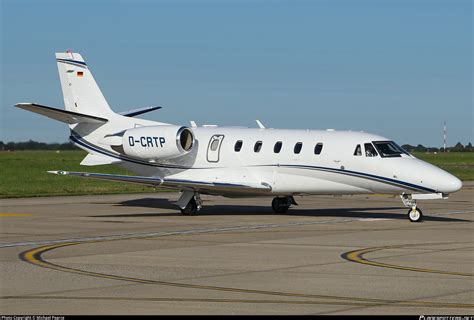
[443,121,447,152]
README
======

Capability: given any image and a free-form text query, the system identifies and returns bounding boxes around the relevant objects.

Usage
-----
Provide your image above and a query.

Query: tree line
[0,140,77,151]
[0,139,473,152]
[401,142,473,153]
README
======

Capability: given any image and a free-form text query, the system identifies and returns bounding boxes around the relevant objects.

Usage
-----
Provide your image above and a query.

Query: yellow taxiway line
[342,243,473,277]
[0,213,32,217]
[18,240,474,309]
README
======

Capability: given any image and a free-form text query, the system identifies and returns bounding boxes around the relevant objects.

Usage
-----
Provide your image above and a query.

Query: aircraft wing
[48,171,272,194]
[48,171,164,185]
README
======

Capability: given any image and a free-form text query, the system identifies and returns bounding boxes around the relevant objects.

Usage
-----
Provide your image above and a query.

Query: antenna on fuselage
[256,120,266,129]
[443,121,447,152]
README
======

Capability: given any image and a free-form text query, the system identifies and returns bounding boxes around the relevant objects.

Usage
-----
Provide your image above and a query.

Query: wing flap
[162,178,272,194]
[15,103,108,124]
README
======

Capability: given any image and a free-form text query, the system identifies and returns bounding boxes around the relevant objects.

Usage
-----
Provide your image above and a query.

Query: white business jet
[16,52,462,222]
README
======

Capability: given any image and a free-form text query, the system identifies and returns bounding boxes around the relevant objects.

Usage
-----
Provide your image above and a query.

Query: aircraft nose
[408,159,462,194]
[443,175,462,193]
[434,169,462,194]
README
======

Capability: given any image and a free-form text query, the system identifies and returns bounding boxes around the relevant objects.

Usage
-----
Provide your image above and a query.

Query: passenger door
[207,135,225,163]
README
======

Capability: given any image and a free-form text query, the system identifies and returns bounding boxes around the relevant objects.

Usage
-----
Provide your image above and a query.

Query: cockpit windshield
[372,141,410,158]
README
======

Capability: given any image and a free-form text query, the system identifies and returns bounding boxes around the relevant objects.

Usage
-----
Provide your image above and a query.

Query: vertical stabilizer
[56,52,114,117]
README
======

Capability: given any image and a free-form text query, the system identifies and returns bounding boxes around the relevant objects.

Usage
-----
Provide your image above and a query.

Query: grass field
[411,151,474,181]
[0,151,153,198]
[0,150,472,198]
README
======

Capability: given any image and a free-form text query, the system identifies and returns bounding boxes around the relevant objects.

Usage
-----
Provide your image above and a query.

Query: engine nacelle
[121,125,195,160]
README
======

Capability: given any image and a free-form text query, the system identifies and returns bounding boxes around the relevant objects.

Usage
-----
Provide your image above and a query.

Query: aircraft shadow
[88,197,471,223]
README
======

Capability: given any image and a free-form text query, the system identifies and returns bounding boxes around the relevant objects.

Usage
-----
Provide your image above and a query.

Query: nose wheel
[401,194,423,222]
[408,206,423,222]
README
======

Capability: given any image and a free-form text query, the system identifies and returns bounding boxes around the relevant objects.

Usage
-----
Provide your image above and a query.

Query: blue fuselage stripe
[56,59,88,69]
[71,135,158,167]
[56,58,87,66]
[70,134,434,193]
[275,164,435,193]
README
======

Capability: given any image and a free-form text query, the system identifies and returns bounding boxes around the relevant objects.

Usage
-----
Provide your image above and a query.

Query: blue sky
[1,0,472,146]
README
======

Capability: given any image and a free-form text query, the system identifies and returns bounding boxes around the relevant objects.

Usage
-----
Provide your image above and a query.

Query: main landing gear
[400,194,423,222]
[178,191,202,216]
[178,193,298,216]
[271,196,298,214]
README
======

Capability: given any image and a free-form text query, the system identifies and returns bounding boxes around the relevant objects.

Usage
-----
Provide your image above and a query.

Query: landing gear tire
[181,198,198,216]
[408,207,423,222]
[272,197,290,214]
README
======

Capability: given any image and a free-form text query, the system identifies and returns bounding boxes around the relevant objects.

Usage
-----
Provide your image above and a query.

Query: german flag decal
[77,71,84,77]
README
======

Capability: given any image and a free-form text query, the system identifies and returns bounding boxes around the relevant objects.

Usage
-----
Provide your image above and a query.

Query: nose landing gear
[407,206,423,222]
[401,194,423,222]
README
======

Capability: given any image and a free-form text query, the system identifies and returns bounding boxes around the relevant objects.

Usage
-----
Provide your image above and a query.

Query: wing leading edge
[48,171,272,195]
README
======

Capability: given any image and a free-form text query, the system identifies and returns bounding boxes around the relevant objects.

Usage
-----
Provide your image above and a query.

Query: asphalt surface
[1,184,473,315]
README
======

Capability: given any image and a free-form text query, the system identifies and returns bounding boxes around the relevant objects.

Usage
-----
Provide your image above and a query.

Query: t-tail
[15,51,171,166]
[16,52,116,127]
[55,52,115,118]
[16,51,164,127]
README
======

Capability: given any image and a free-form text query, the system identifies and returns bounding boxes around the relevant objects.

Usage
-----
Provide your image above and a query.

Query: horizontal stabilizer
[80,154,121,166]
[119,106,162,117]
[15,103,108,124]
[48,171,272,194]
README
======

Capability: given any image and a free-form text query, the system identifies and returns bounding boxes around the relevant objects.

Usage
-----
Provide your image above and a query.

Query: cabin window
[364,143,378,157]
[354,144,362,156]
[294,142,303,154]
[234,140,243,152]
[314,143,323,155]
[254,141,263,153]
[210,139,220,151]
[274,141,282,153]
